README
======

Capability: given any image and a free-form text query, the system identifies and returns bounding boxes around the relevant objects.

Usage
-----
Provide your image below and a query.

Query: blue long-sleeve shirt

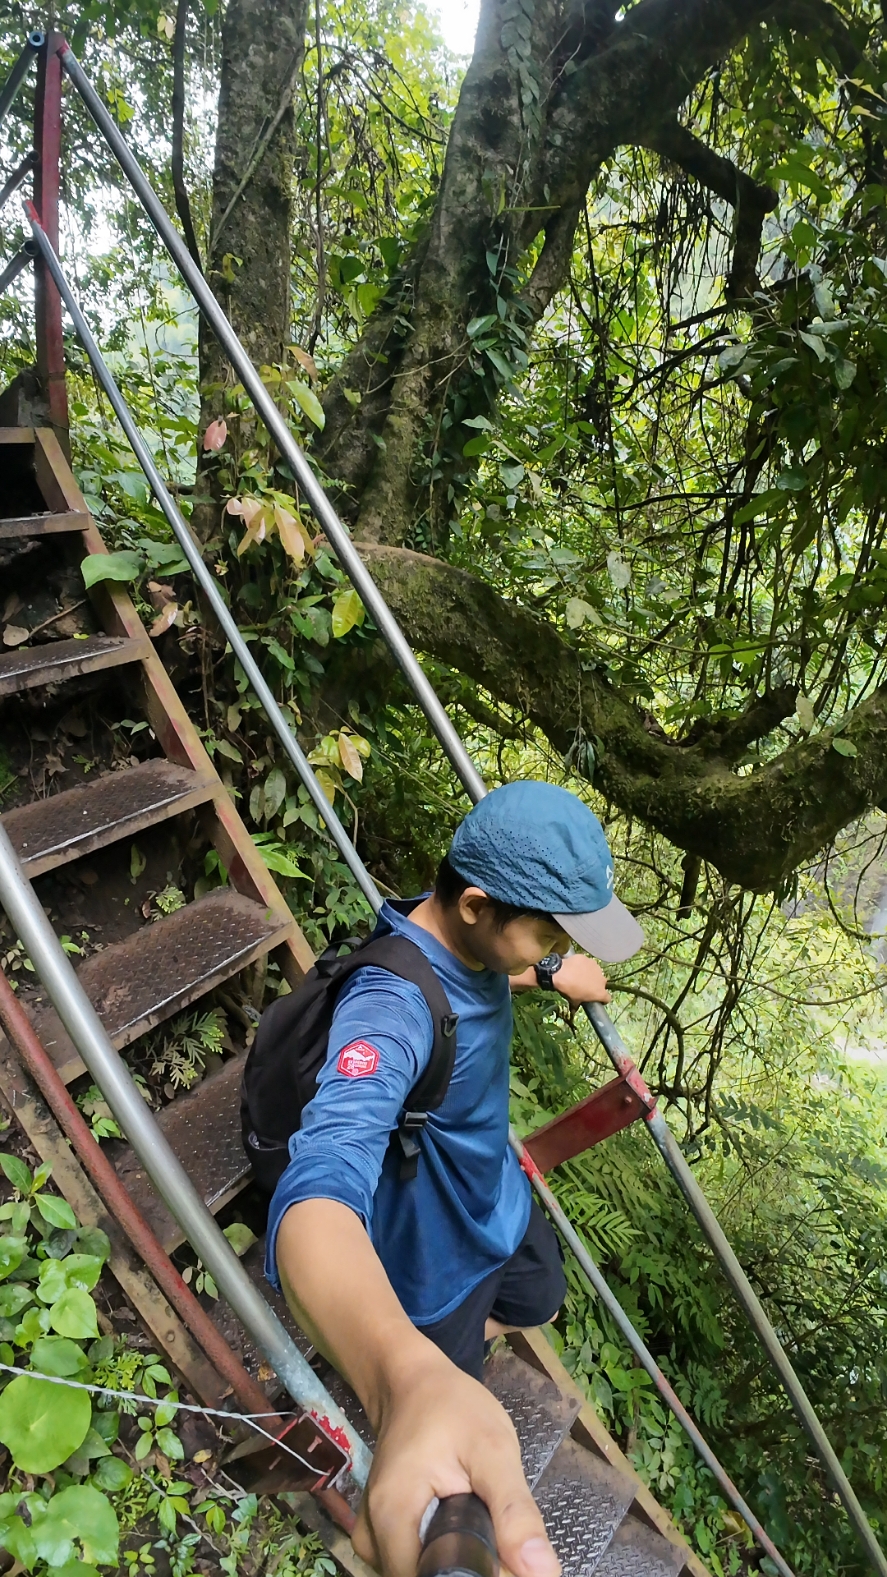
[265,898,530,1324]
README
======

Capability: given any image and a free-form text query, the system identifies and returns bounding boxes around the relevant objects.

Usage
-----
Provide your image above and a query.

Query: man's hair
[435,854,553,931]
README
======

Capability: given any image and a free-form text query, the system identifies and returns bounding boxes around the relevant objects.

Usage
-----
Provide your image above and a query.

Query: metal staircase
[2,26,886,1577]
[0,424,708,1577]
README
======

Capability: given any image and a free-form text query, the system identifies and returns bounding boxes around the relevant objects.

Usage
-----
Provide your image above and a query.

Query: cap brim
[553,894,645,963]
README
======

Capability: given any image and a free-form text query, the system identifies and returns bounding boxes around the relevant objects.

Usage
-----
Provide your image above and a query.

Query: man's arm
[510,954,610,1006]
[276,1200,561,1577]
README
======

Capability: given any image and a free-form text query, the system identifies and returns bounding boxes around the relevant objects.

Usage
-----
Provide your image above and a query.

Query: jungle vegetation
[2,0,887,1571]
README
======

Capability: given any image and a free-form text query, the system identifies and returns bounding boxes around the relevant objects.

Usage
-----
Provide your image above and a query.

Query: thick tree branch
[359,545,887,891]
[641,121,778,299]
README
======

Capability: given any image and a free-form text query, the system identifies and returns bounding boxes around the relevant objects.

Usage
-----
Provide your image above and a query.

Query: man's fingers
[352,1499,381,1571]
[473,1464,560,1577]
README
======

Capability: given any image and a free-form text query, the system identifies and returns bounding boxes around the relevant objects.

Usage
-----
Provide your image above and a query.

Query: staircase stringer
[31,426,314,986]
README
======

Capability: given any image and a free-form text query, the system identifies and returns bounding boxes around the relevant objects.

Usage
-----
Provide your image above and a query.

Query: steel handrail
[24,215,798,1577]
[21,35,886,1573]
[0,31,44,127]
[0,825,372,1487]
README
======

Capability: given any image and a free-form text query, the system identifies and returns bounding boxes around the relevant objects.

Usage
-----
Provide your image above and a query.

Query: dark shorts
[417,1202,566,1380]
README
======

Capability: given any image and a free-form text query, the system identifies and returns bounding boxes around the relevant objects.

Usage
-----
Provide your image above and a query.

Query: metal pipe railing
[0,31,44,127]
[57,41,486,807]
[34,38,886,1574]
[22,222,800,1577]
[511,1135,796,1577]
[26,209,377,915]
[0,823,372,1488]
[0,149,38,214]
[0,242,34,293]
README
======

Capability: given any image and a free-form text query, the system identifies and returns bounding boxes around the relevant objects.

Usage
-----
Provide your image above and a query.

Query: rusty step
[0,635,149,699]
[110,1053,251,1251]
[484,1346,581,1489]
[2,759,218,876]
[31,889,292,1083]
[0,509,90,540]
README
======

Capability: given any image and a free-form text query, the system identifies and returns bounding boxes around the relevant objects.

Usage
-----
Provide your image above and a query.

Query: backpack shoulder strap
[334,934,459,1181]
[346,935,458,1110]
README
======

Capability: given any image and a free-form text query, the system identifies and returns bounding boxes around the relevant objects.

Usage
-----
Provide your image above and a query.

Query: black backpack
[241,932,459,1195]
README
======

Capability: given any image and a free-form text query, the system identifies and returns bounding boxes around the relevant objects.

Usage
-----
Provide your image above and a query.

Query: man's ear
[457,887,489,927]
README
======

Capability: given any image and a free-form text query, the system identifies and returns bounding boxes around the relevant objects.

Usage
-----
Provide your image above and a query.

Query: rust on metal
[32,34,68,437]
[2,758,217,875]
[0,508,89,539]
[31,889,291,1082]
[227,1412,349,1497]
[523,1076,649,1173]
[111,1054,252,1251]
[0,635,148,698]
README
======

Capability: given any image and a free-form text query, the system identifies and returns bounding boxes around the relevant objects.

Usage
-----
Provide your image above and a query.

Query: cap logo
[606,864,614,890]
[337,1040,380,1078]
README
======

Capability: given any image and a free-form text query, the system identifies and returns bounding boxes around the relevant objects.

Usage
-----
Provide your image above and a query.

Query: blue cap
[448,781,644,962]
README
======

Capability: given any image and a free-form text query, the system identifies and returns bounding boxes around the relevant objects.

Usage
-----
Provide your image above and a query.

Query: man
[267,781,644,1577]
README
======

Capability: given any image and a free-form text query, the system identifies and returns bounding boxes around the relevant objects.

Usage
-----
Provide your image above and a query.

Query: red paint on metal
[33,33,69,436]
[313,1415,353,1456]
[516,1140,545,1185]
[523,1075,648,1172]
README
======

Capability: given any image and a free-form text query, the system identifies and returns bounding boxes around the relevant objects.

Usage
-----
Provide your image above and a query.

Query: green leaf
[0,1373,91,1471]
[0,1284,33,1318]
[30,1336,92,1378]
[223,1221,258,1256]
[80,551,144,589]
[139,537,190,575]
[0,1155,31,1194]
[51,1563,101,1577]
[832,737,858,757]
[799,330,827,362]
[462,434,490,456]
[49,1288,99,1340]
[90,1455,132,1492]
[290,380,325,429]
[75,1228,110,1264]
[32,1484,118,1567]
[0,1237,27,1281]
[566,598,600,630]
[331,589,365,638]
[834,357,856,389]
[156,1426,185,1459]
[35,1194,77,1230]
[263,768,287,821]
[37,1254,103,1304]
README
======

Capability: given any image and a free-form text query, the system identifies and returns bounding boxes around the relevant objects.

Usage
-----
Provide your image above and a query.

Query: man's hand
[552,954,609,1009]
[355,1348,560,1577]
[277,1200,560,1577]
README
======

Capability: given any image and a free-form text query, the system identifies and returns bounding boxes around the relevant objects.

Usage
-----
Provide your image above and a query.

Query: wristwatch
[534,952,563,991]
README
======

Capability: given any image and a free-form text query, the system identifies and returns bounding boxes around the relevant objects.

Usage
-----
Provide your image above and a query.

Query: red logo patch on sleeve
[337,1040,381,1078]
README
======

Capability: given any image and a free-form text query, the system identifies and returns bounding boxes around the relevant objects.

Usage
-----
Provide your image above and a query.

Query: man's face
[458,893,570,974]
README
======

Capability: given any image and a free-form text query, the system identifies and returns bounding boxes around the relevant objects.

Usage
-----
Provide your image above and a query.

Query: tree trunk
[193,0,308,536]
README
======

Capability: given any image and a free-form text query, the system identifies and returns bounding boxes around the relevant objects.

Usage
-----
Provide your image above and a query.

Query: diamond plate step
[484,1346,580,1488]
[2,759,218,876]
[0,635,149,698]
[591,1518,685,1577]
[110,1053,253,1251]
[31,889,292,1083]
[533,1436,636,1577]
[0,510,90,540]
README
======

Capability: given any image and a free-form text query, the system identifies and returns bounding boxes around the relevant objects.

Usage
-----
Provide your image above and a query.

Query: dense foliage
[2,1,887,1573]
